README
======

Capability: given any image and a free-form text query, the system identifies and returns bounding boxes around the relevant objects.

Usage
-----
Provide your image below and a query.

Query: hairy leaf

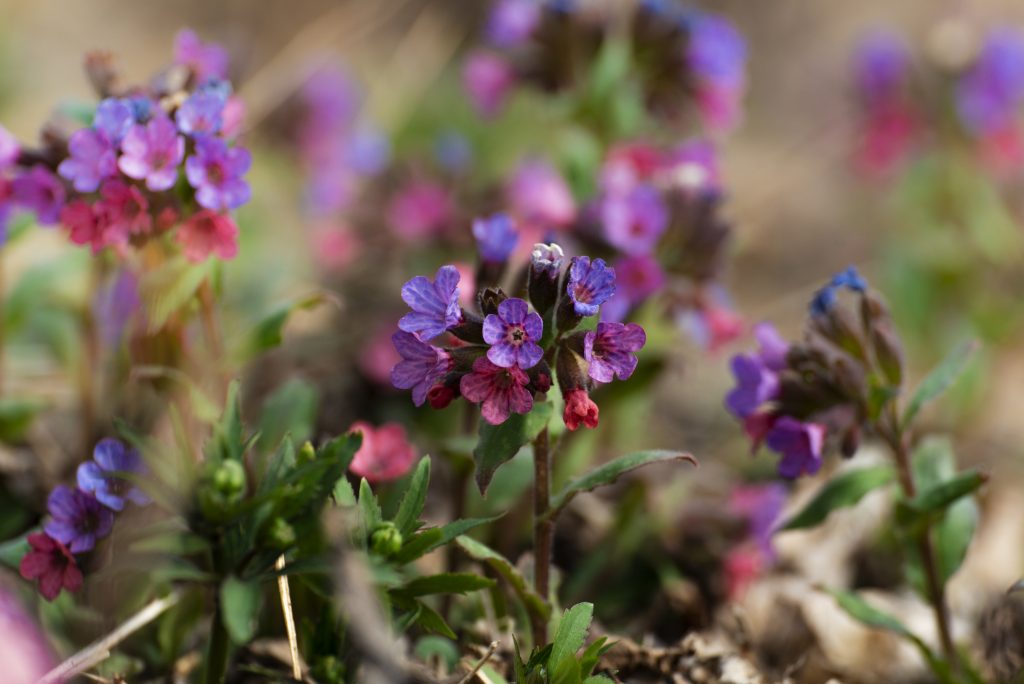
[456,536,550,622]
[780,465,895,531]
[550,450,697,514]
[902,341,977,429]
[394,457,431,537]
[474,402,553,495]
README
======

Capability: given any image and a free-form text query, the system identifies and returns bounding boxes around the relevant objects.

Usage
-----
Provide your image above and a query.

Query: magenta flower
[463,50,516,119]
[730,483,786,560]
[61,200,105,252]
[765,417,825,479]
[563,388,599,431]
[185,136,251,210]
[399,265,463,340]
[96,179,151,240]
[391,331,453,406]
[19,533,83,602]
[600,254,665,322]
[176,209,239,262]
[11,166,65,225]
[473,213,519,262]
[118,115,185,191]
[0,585,55,679]
[508,158,576,229]
[387,181,453,240]
[584,321,646,383]
[348,421,418,483]
[483,298,544,369]
[686,12,747,132]
[460,357,533,425]
[174,28,229,82]
[0,125,19,170]
[77,438,149,511]
[602,184,668,255]
[665,139,721,195]
[57,128,118,193]
[44,485,114,553]
[566,256,616,316]
[486,0,541,47]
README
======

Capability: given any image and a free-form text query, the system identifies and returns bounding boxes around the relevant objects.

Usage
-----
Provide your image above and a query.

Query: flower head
[730,483,786,560]
[176,87,228,136]
[602,184,668,255]
[77,438,149,511]
[11,166,65,225]
[57,128,118,193]
[348,422,418,483]
[473,213,519,262]
[956,29,1024,135]
[856,31,911,105]
[93,98,135,143]
[463,51,516,119]
[19,533,82,602]
[391,331,453,406]
[97,179,151,240]
[483,298,544,369]
[563,388,599,431]
[664,139,721,194]
[584,321,646,383]
[399,265,463,340]
[508,158,576,228]
[600,254,665,322]
[460,357,533,425]
[686,13,747,132]
[174,28,229,83]
[725,324,789,419]
[566,256,616,316]
[486,0,541,47]
[44,486,114,553]
[61,201,104,251]
[118,115,185,191]
[765,417,825,479]
[185,136,251,210]
[176,209,239,262]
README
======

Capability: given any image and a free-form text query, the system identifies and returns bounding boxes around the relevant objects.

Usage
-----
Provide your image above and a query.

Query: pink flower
[311,223,360,270]
[97,179,151,240]
[348,421,418,483]
[724,544,765,600]
[61,200,104,252]
[508,159,576,229]
[387,181,453,240]
[563,388,599,431]
[174,28,229,82]
[221,96,247,140]
[118,115,185,191]
[0,125,20,170]
[460,357,533,425]
[463,50,516,118]
[176,210,239,262]
[19,532,83,601]
[453,262,477,307]
[856,104,919,178]
[0,586,54,683]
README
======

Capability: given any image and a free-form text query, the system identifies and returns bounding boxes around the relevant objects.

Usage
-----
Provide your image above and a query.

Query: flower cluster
[854,26,1024,177]
[725,267,904,478]
[391,227,646,429]
[20,439,149,600]
[464,0,747,132]
[1,29,249,261]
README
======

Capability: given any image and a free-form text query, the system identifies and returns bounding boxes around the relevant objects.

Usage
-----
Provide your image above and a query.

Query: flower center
[506,325,527,346]
[573,284,593,303]
[207,162,225,185]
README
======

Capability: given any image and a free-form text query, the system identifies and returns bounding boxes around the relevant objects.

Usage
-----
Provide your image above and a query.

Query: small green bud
[297,441,317,465]
[212,460,246,496]
[262,517,297,550]
[312,656,345,684]
[197,460,247,522]
[370,522,403,558]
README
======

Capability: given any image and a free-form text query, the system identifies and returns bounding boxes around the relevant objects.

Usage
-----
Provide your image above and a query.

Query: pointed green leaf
[394,572,496,597]
[780,465,896,531]
[394,457,431,537]
[902,341,977,429]
[139,257,212,333]
[220,576,263,644]
[550,603,594,676]
[474,402,553,495]
[903,471,985,517]
[393,515,502,565]
[550,450,697,514]
[359,479,382,543]
[455,536,550,622]
[231,292,330,363]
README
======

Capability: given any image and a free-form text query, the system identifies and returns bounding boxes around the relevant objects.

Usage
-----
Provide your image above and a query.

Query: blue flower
[810,266,868,316]
[77,438,150,512]
[473,213,519,263]
[399,265,463,340]
[482,298,543,369]
[44,486,114,553]
[566,256,616,316]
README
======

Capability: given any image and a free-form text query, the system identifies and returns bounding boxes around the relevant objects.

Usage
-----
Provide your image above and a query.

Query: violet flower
[174,28,229,83]
[483,297,544,369]
[584,321,646,383]
[686,13,747,132]
[58,128,118,192]
[602,184,668,255]
[118,114,185,191]
[399,265,463,340]
[44,486,114,553]
[956,29,1024,135]
[600,254,665,323]
[77,438,150,511]
[185,136,251,210]
[463,50,516,119]
[175,88,227,136]
[391,331,453,406]
[765,417,826,479]
[485,0,541,48]
[810,266,867,316]
[11,166,65,225]
[93,98,135,143]
[473,213,519,262]
[725,322,789,418]
[460,357,533,425]
[566,256,616,316]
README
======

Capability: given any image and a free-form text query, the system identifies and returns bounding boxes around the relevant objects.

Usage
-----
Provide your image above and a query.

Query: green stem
[203,599,231,684]
[532,427,552,644]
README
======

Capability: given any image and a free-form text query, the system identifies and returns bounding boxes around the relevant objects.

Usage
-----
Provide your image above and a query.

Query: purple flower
[584,321,646,383]
[77,438,150,511]
[11,166,65,225]
[601,254,665,322]
[0,584,56,674]
[686,13,747,132]
[531,242,564,277]
[463,50,516,119]
[765,417,825,479]
[185,136,251,210]
[174,28,229,83]
[44,486,114,553]
[175,89,227,136]
[508,158,576,228]
[460,357,533,425]
[602,184,668,255]
[566,256,616,316]
[856,31,911,105]
[956,29,1024,135]
[345,127,390,175]
[399,265,463,340]
[810,266,868,316]
[753,322,789,371]
[0,125,19,170]
[483,298,543,369]
[486,0,541,48]
[391,331,453,406]
[58,128,118,193]
[664,139,720,194]
[473,213,519,262]
[93,98,134,143]
[725,322,789,418]
[730,483,786,560]
[94,269,140,347]
[118,115,185,191]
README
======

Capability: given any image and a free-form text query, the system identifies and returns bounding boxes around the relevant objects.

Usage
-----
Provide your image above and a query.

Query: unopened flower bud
[841,424,861,459]
[810,304,868,362]
[563,388,599,431]
[212,460,246,496]
[427,383,457,409]
[449,310,486,344]
[870,324,904,387]
[262,516,296,550]
[370,522,403,557]
[528,360,553,394]
[528,243,564,318]
[555,346,590,396]
[478,287,508,316]
[298,441,317,465]
[198,460,247,521]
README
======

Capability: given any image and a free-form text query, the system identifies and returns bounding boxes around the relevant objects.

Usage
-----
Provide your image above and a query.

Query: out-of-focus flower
[94,268,140,347]
[463,50,516,118]
[77,438,150,511]
[310,223,360,270]
[584,322,646,383]
[486,0,541,48]
[765,417,825,479]
[93,98,134,142]
[58,128,118,193]
[61,200,104,251]
[563,388,599,431]
[185,135,251,210]
[473,213,519,263]
[19,533,83,602]
[391,331,453,406]
[387,181,453,240]
[348,421,418,483]
[97,179,151,240]
[686,13,747,132]
[730,482,786,559]
[176,209,239,262]
[810,266,867,316]
[175,87,227,136]
[483,297,544,369]
[11,166,65,225]
[359,325,402,385]
[724,544,764,600]
[0,125,19,170]
[956,29,1024,136]
[663,139,721,194]
[435,131,473,172]
[856,31,911,105]
[174,28,229,82]
[600,254,665,322]
[854,32,919,177]
[118,115,184,191]
[566,256,616,316]
[726,352,780,418]
[680,295,745,352]
[399,265,463,341]
[602,184,668,255]
[0,586,55,682]
[44,485,114,553]
[601,142,662,196]
[460,357,533,425]
[508,158,576,229]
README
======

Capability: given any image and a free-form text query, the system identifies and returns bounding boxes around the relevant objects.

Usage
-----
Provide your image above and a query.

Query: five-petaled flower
[77,438,150,512]
[185,135,252,210]
[118,114,185,191]
[19,533,83,602]
[765,417,825,479]
[399,265,463,341]
[176,209,239,262]
[584,321,646,383]
[460,357,533,425]
[391,331,453,406]
[44,486,114,554]
[567,256,616,317]
[483,298,544,369]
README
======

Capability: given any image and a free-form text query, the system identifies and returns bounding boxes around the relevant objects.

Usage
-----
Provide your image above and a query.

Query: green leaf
[902,471,985,518]
[550,603,594,676]
[414,636,460,670]
[219,576,263,644]
[394,595,456,639]
[231,293,330,363]
[780,465,896,531]
[455,536,550,623]
[474,402,553,495]
[579,636,614,676]
[0,398,46,443]
[393,457,431,537]
[394,572,496,597]
[139,257,212,333]
[902,340,977,429]
[256,378,319,454]
[393,515,500,565]
[0,531,31,569]
[550,450,697,514]
[334,478,357,507]
[358,478,382,541]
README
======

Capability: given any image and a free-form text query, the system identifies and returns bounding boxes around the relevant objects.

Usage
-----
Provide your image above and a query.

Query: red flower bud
[427,383,456,409]
[563,389,599,431]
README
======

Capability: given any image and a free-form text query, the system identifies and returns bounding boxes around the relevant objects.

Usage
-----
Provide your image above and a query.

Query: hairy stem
[532,427,552,644]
